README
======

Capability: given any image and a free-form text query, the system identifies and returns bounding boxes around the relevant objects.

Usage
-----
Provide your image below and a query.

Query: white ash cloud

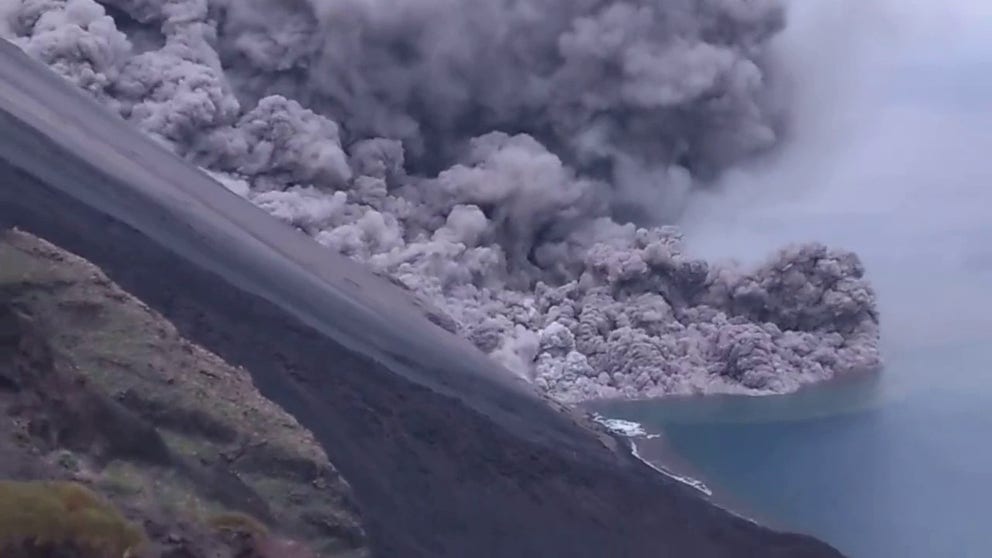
[1,0,881,402]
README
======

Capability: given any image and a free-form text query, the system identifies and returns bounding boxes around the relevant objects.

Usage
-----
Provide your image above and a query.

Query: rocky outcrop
[0,230,367,557]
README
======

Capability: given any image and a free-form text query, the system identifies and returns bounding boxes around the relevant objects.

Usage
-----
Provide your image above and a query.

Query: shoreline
[582,365,884,408]
[629,438,713,497]
[592,414,789,531]
[590,415,712,497]
[581,369,885,430]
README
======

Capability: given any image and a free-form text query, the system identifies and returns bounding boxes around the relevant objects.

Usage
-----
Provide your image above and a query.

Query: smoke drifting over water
[1,0,881,401]
[681,0,992,353]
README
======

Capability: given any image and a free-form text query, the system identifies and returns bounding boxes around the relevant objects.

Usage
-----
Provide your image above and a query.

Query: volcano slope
[0,41,842,558]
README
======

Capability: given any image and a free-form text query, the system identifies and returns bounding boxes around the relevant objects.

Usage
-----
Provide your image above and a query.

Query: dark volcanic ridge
[0,0,881,402]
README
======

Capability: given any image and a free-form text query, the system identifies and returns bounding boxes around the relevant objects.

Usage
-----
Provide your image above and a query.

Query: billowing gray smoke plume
[2,0,880,402]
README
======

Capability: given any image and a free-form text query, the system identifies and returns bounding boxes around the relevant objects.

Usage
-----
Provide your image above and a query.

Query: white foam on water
[592,413,712,497]
[628,439,713,497]
[591,415,660,439]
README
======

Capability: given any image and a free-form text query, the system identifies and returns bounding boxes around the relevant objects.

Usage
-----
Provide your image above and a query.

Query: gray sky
[680,0,992,350]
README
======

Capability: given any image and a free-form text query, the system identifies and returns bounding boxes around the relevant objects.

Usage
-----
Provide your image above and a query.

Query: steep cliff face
[0,230,368,557]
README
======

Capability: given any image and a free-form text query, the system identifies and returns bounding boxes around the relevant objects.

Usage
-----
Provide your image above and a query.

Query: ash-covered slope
[0,0,881,402]
[0,38,843,558]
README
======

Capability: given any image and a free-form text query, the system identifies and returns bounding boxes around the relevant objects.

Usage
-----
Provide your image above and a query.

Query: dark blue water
[595,342,992,557]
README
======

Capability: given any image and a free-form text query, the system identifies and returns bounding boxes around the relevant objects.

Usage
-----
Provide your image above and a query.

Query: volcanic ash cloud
[1,0,881,402]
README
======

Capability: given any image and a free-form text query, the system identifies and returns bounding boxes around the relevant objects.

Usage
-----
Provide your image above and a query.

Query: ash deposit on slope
[0,0,880,402]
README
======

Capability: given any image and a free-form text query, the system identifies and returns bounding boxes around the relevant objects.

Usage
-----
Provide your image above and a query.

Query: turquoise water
[595,343,992,557]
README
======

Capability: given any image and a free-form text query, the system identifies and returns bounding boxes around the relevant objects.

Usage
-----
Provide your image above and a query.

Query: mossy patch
[207,511,270,539]
[0,230,367,554]
[0,480,146,557]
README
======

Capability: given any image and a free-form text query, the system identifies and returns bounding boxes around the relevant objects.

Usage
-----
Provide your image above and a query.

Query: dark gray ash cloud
[1,0,880,401]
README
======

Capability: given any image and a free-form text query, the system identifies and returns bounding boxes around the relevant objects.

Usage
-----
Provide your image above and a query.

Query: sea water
[593,342,992,557]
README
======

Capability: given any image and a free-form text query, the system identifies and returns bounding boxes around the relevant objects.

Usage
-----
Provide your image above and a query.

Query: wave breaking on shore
[592,414,712,496]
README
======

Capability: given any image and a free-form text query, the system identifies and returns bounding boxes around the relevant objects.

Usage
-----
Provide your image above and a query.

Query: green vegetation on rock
[207,511,270,539]
[0,480,146,557]
[0,229,368,556]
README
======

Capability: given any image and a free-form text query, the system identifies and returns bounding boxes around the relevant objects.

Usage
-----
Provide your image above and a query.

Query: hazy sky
[680,0,992,351]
